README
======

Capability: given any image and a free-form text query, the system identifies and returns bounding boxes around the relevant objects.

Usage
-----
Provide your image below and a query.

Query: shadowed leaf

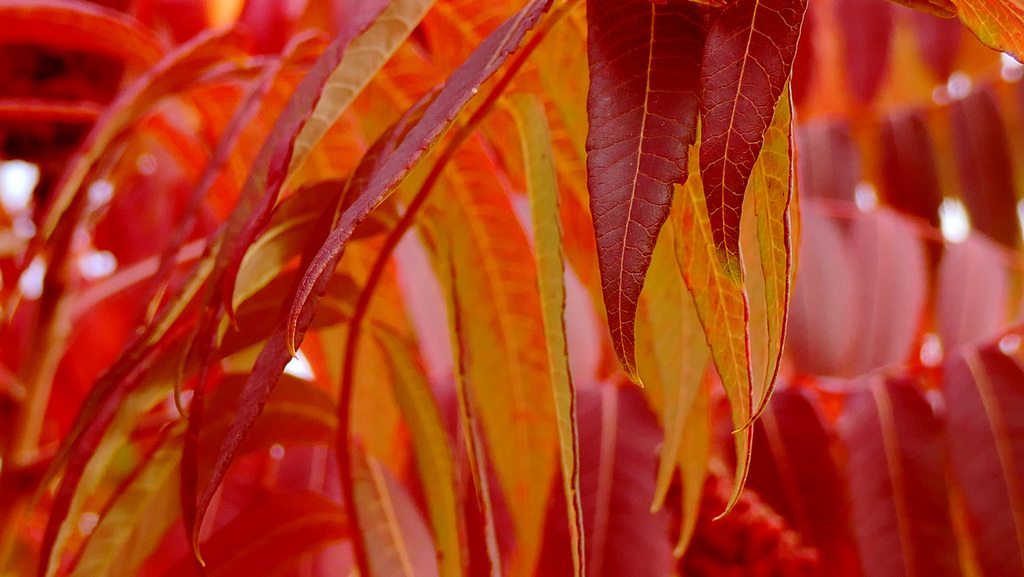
[945,338,1024,576]
[585,0,705,382]
[699,0,806,274]
[840,376,961,577]
[879,110,943,227]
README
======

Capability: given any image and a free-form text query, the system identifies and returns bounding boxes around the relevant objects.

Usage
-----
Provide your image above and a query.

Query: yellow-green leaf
[508,93,585,577]
[953,0,1024,60]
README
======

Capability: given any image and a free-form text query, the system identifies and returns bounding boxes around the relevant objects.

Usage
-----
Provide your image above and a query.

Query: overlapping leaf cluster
[0,0,1023,576]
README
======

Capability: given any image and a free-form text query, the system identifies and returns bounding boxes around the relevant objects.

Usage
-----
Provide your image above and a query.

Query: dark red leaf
[747,387,860,576]
[700,0,807,273]
[790,0,817,107]
[887,0,957,18]
[835,0,893,103]
[879,109,943,228]
[944,338,1024,576]
[950,87,1020,248]
[584,0,705,381]
[840,376,961,576]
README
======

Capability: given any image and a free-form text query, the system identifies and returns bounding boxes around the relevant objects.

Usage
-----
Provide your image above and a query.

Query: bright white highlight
[284,350,315,380]
[999,333,1021,355]
[78,512,99,536]
[946,71,972,100]
[939,198,971,243]
[18,257,46,300]
[0,161,39,213]
[87,180,114,206]
[854,182,878,212]
[1001,53,1024,83]
[919,333,943,368]
[78,251,117,280]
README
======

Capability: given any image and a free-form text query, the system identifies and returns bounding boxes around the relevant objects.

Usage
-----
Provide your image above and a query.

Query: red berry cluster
[680,473,822,577]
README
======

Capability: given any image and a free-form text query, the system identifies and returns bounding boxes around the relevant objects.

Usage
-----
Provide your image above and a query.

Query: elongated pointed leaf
[945,338,1024,576]
[937,236,1009,350]
[748,87,793,417]
[879,110,943,227]
[421,139,557,576]
[836,0,894,103]
[287,0,556,351]
[699,0,806,274]
[0,0,164,68]
[510,93,585,577]
[840,377,960,576]
[670,155,753,513]
[585,0,705,382]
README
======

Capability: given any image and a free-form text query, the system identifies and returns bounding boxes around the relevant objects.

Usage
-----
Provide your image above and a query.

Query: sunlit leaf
[670,154,753,513]
[699,0,806,274]
[509,93,584,577]
[937,236,1009,350]
[585,0,705,382]
[421,138,557,576]
[952,0,1024,59]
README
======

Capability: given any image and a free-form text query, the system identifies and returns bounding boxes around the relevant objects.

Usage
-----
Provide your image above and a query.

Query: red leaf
[794,121,861,202]
[950,87,1020,248]
[937,236,1009,350]
[840,376,961,576]
[835,0,893,103]
[888,0,957,18]
[287,0,556,352]
[910,9,965,80]
[164,491,349,577]
[944,337,1024,575]
[879,110,943,228]
[0,0,164,69]
[747,387,860,576]
[537,384,673,577]
[584,0,705,382]
[699,0,807,273]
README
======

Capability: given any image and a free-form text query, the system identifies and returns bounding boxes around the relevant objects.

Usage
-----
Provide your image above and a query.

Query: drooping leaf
[888,0,957,18]
[937,236,1009,351]
[421,138,557,576]
[747,86,793,416]
[748,387,860,576]
[287,0,556,352]
[840,376,961,576]
[836,0,894,103]
[374,330,464,577]
[951,0,1024,59]
[670,154,753,513]
[164,491,350,577]
[509,93,585,577]
[950,87,1020,248]
[699,0,806,274]
[634,187,710,555]
[353,449,441,577]
[910,8,965,79]
[0,0,164,69]
[585,0,705,382]
[945,337,1024,576]
[795,121,861,202]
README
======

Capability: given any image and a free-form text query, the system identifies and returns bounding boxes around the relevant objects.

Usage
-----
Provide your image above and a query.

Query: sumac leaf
[937,236,1009,351]
[699,0,806,274]
[951,0,1024,59]
[879,110,943,228]
[840,376,961,577]
[835,0,893,103]
[585,0,705,382]
[945,338,1024,576]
